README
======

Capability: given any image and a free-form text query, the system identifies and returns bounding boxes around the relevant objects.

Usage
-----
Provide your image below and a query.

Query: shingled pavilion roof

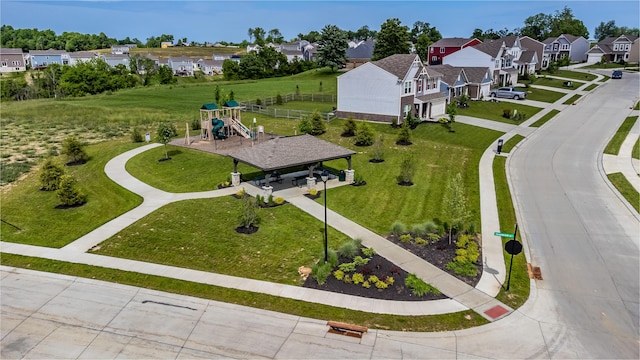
[228,134,355,172]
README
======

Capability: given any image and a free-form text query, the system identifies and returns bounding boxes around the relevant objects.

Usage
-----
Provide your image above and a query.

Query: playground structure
[199,100,252,141]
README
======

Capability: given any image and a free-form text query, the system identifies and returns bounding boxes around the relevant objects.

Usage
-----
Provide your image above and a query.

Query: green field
[457,101,543,124]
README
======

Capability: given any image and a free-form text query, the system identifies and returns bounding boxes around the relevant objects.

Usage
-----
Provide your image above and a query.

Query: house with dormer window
[586,34,639,63]
[336,54,446,123]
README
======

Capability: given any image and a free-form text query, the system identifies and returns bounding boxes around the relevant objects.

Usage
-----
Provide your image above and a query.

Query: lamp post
[321,170,329,263]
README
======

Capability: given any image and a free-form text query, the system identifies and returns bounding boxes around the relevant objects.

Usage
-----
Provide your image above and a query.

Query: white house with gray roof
[337,54,446,123]
[542,34,589,63]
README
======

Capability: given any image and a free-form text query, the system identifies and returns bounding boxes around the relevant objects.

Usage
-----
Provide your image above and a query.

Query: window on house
[431,56,438,62]
[404,105,411,116]
[1,61,6,66]
[440,47,445,53]
[614,44,619,51]
[404,81,412,94]
[561,44,569,50]
[430,47,434,53]
[418,79,422,92]
[625,44,630,50]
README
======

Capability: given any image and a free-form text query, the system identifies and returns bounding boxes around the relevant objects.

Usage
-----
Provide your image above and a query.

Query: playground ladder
[230,118,252,139]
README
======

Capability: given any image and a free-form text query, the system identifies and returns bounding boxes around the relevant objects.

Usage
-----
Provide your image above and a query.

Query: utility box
[338,170,346,182]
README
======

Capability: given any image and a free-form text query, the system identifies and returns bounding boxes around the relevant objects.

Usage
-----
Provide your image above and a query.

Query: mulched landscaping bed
[386,234,483,287]
[303,253,447,301]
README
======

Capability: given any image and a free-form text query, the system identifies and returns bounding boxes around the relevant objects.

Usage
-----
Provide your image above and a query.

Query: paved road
[509,72,640,358]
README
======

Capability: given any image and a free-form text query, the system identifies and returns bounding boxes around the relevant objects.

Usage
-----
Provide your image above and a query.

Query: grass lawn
[604,116,638,155]
[540,69,597,82]
[457,101,543,124]
[633,138,639,160]
[607,172,640,213]
[92,197,351,285]
[0,140,143,248]
[493,156,530,308]
[501,135,525,153]
[532,76,584,90]
[268,100,336,113]
[314,120,502,235]
[125,145,261,192]
[0,253,488,332]
[530,109,560,128]
[524,87,566,102]
[584,83,598,91]
[563,94,582,105]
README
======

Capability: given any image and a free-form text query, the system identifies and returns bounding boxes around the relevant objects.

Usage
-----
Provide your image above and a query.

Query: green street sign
[494,231,515,238]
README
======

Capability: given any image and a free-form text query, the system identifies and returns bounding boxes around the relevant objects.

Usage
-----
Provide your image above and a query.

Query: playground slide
[230,119,251,139]
[212,118,227,139]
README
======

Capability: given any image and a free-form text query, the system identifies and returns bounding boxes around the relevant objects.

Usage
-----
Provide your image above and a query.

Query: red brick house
[428,37,482,65]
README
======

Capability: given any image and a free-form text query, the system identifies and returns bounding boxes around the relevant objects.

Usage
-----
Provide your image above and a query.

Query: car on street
[612,70,623,79]
[489,86,527,100]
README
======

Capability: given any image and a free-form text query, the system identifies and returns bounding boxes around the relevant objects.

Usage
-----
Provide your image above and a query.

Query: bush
[405,274,440,296]
[238,195,260,229]
[338,262,356,273]
[352,272,364,284]
[361,247,376,257]
[38,158,65,191]
[311,262,332,285]
[309,188,318,196]
[353,255,370,266]
[274,197,285,205]
[410,223,427,237]
[391,221,406,236]
[309,111,326,135]
[354,122,374,146]
[256,98,262,106]
[342,118,357,137]
[427,233,441,243]
[327,248,339,267]
[362,281,371,288]
[375,280,388,289]
[396,118,412,145]
[414,237,427,246]
[338,239,360,260]
[298,117,313,135]
[131,127,144,143]
[370,134,385,161]
[276,93,283,105]
[235,188,246,197]
[56,174,87,207]
[502,109,512,119]
[446,234,480,276]
[397,155,416,184]
[61,136,88,164]
[399,234,412,243]
[333,269,345,281]
[423,220,438,234]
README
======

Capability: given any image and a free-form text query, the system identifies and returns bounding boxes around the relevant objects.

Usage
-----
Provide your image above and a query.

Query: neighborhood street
[1,70,639,359]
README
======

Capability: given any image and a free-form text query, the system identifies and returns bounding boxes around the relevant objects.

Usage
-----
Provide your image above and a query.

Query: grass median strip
[607,172,639,213]
[604,116,638,155]
[0,253,489,332]
[530,109,560,128]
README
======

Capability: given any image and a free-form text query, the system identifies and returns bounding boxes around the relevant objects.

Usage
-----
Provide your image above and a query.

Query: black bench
[291,175,307,187]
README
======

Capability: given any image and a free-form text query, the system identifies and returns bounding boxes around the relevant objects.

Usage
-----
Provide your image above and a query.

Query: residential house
[69,51,98,65]
[197,59,223,75]
[280,49,303,63]
[585,34,639,63]
[246,44,260,53]
[629,38,640,64]
[461,67,493,100]
[101,54,130,68]
[443,36,521,86]
[428,64,468,103]
[542,34,589,63]
[302,43,317,61]
[111,45,131,54]
[0,48,27,73]
[427,37,482,65]
[336,54,447,123]
[344,40,374,69]
[29,49,69,68]
[168,56,194,76]
[519,36,545,70]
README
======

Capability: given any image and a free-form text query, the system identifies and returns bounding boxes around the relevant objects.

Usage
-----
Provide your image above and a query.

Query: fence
[240,93,337,121]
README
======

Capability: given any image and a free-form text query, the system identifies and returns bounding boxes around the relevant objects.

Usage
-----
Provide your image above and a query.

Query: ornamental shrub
[61,136,88,164]
[311,262,332,285]
[338,262,356,273]
[375,280,388,289]
[131,127,144,143]
[405,274,440,296]
[309,188,318,196]
[361,247,376,257]
[354,122,374,146]
[333,269,345,281]
[399,234,412,243]
[352,273,364,284]
[38,158,65,191]
[342,118,357,137]
[391,221,406,236]
[274,197,285,205]
[56,174,87,206]
[414,237,427,246]
[298,117,313,135]
[368,275,379,283]
[362,281,371,288]
[410,223,427,237]
[353,255,370,266]
[309,111,326,135]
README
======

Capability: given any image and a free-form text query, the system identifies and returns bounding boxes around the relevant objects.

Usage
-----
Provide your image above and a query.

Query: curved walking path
[2,67,638,326]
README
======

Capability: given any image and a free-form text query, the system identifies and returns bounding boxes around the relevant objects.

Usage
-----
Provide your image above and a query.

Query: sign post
[503,224,522,291]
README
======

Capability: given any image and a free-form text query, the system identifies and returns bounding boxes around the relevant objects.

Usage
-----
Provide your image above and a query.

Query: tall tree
[550,6,589,38]
[443,173,471,244]
[247,27,254,43]
[372,18,410,60]
[409,21,441,44]
[595,20,640,41]
[316,24,348,72]
[252,27,266,45]
[520,13,553,40]
[267,28,283,43]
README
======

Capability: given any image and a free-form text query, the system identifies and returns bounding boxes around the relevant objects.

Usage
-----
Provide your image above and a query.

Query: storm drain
[527,263,543,280]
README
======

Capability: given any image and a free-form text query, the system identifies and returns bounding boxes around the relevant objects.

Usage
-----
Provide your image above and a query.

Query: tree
[247,28,254,43]
[354,122,374,146]
[595,20,640,41]
[298,117,312,135]
[156,122,177,160]
[397,155,416,185]
[443,173,471,244]
[38,158,65,191]
[372,18,410,60]
[550,6,589,38]
[371,134,385,162]
[252,27,266,45]
[396,115,412,145]
[520,13,553,41]
[238,194,261,230]
[56,174,87,207]
[61,136,88,164]
[156,65,176,84]
[409,21,441,45]
[341,118,357,137]
[317,24,348,72]
[267,28,283,43]
[129,54,156,86]
[446,102,457,132]
[222,59,240,80]
[309,111,326,135]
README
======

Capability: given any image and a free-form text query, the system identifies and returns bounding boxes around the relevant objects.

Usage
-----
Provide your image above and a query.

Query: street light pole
[321,170,329,263]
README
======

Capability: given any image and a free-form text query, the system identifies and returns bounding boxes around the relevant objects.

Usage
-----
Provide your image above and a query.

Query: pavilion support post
[345,169,355,184]
[262,185,273,202]
[306,176,317,191]
[346,156,352,170]
[231,172,241,187]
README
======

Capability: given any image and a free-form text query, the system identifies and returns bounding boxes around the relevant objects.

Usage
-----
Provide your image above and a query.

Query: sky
[1,1,639,44]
